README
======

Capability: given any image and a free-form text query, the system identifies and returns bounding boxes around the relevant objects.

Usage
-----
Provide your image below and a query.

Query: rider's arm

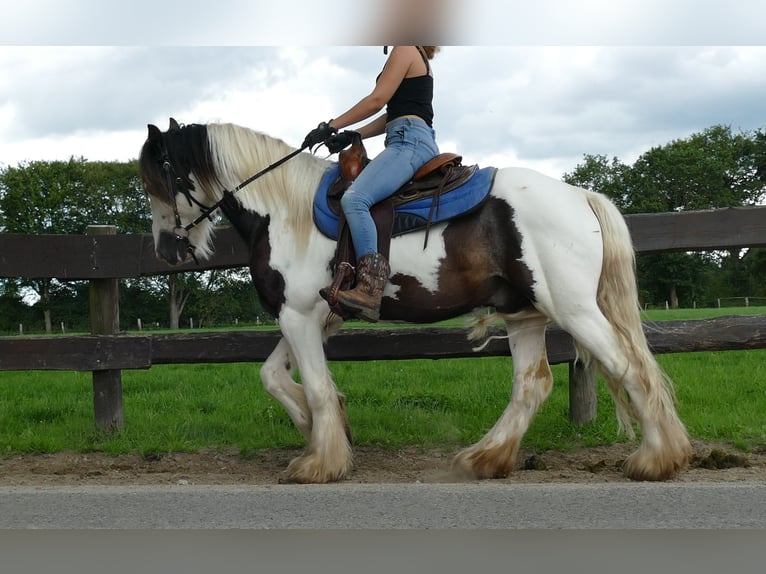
[355,114,388,139]
[328,46,415,131]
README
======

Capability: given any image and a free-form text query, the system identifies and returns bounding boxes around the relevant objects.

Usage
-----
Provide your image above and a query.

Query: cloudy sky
[1,1,765,179]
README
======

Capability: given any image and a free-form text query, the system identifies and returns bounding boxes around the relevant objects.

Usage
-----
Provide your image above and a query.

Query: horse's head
[139,118,218,265]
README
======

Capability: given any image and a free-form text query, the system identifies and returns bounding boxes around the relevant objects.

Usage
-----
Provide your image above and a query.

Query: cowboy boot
[336,252,390,323]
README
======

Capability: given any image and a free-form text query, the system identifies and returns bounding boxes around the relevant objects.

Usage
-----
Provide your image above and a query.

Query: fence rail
[2,316,765,372]
[1,205,766,430]
[1,206,765,280]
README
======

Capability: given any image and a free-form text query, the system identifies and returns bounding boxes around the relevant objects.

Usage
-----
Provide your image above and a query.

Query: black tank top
[383,47,434,127]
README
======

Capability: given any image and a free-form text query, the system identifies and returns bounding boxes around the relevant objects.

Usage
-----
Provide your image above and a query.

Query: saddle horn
[339,133,368,181]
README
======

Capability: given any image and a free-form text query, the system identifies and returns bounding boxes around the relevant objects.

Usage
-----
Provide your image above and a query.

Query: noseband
[158,140,309,264]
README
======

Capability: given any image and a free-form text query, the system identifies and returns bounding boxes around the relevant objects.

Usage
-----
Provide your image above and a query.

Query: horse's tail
[585,192,687,442]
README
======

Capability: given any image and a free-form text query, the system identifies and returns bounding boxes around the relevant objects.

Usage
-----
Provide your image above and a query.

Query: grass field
[0,307,764,456]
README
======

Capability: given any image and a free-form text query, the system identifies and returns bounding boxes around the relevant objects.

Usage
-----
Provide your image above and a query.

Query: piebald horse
[139,119,692,483]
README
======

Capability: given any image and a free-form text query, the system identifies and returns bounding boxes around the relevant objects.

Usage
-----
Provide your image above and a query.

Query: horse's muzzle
[156,230,192,265]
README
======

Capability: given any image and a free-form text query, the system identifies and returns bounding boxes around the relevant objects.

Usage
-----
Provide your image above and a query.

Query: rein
[161,143,309,264]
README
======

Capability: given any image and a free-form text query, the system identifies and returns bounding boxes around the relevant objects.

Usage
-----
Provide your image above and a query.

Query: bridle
[158,141,309,264]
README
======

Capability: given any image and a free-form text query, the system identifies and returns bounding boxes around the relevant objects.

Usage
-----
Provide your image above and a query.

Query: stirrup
[321,261,355,307]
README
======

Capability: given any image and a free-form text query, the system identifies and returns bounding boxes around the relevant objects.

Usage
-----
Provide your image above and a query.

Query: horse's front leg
[277,306,352,483]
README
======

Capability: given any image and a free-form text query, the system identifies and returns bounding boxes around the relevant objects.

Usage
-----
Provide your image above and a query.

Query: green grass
[658,350,766,450]
[1,307,764,457]
[641,305,766,321]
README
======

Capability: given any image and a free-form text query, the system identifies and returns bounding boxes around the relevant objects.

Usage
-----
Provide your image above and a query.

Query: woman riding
[302,45,441,322]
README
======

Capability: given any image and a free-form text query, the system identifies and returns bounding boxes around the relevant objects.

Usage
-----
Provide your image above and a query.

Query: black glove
[324,131,359,154]
[302,121,337,150]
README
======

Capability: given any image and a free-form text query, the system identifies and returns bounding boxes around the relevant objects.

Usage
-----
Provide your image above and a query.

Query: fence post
[88,225,124,431]
[568,359,597,424]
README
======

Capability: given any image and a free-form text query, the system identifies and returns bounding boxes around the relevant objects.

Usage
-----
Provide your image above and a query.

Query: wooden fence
[1,206,766,430]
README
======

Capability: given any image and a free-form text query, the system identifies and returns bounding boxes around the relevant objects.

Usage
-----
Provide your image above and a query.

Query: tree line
[0,158,268,334]
[1,124,765,334]
[562,125,766,308]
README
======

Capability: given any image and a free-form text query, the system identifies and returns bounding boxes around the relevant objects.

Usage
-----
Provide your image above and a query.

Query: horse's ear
[169,117,181,131]
[147,124,163,142]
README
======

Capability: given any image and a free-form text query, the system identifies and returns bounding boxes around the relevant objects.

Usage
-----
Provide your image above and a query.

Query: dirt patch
[1,440,764,486]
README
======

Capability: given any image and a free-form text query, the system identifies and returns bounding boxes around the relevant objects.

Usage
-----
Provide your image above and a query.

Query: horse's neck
[218,190,268,243]
[239,148,325,241]
[208,125,329,255]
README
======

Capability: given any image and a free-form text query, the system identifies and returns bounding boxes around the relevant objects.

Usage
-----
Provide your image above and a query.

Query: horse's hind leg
[452,315,552,479]
[557,309,692,480]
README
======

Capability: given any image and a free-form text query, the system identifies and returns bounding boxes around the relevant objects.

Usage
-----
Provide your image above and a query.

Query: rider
[302,46,440,322]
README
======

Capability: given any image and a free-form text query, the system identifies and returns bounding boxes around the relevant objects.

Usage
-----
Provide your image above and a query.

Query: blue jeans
[341,116,439,257]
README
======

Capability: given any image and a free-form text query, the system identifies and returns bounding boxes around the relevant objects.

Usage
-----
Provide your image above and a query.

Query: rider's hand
[324,131,359,154]
[302,121,337,150]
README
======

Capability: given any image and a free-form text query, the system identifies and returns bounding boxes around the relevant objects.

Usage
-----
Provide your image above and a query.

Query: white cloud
[0,130,146,165]
[1,45,766,181]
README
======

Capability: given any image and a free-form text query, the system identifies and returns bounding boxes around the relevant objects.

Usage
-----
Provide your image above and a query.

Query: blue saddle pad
[312,163,496,240]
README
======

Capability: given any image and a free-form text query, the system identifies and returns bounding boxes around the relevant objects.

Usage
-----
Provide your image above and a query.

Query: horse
[139,118,692,484]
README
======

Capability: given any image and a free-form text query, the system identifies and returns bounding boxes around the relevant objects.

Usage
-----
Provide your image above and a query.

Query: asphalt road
[1,482,764,528]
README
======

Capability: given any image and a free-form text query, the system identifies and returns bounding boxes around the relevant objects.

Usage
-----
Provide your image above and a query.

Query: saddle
[327,135,478,247]
[337,137,469,198]
[323,135,482,316]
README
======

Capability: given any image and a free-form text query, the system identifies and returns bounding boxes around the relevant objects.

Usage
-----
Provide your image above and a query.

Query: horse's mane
[204,123,329,247]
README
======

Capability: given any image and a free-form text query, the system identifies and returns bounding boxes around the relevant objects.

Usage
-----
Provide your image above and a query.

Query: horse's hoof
[452,444,516,480]
[622,446,690,481]
[285,453,350,484]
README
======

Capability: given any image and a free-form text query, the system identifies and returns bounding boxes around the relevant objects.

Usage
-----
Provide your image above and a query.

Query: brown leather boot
[336,252,390,322]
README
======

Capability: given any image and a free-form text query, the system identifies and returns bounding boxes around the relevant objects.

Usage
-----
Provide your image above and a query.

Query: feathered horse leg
[452,315,552,479]
[277,305,352,483]
[260,338,312,440]
[555,193,691,480]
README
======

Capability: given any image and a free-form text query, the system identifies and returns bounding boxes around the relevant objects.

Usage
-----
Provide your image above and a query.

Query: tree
[625,125,764,214]
[0,158,148,332]
[636,252,715,308]
[166,269,265,329]
[119,278,170,330]
[564,125,766,307]
[0,158,147,234]
[563,153,631,209]
[0,157,271,331]
[0,284,35,333]
[185,269,264,327]
[747,248,766,297]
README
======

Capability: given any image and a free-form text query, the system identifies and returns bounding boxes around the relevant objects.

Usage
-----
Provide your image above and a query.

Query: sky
[1,0,766,180]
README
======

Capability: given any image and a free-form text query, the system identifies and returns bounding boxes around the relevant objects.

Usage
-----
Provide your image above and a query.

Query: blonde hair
[421,46,440,59]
